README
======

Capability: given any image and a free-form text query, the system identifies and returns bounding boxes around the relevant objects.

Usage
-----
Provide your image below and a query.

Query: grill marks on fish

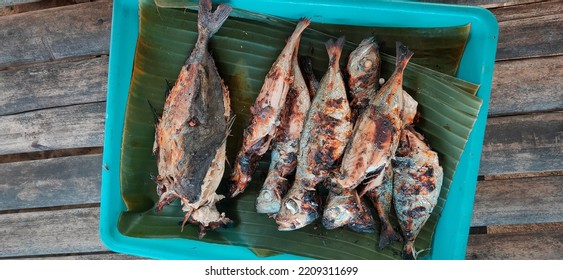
[153,0,233,237]
[393,126,443,260]
[256,45,311,214]
[276,36,352,231]
[230,18,311,198]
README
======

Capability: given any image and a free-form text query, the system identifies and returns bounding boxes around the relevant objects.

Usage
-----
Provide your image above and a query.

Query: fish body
[393,126,443,260]
[256,48,311,214]
[364,89,418,248]
[229,18,310,198]
[153,0,232,237]
[299,55,319,98]
[276,37,353,231]
[347,37,381,122]
[322,42,413,230]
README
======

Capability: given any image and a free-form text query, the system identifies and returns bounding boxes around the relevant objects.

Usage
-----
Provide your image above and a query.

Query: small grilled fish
[322,42,413,230]
[393,126,443,260]
[229,18,310,198]
[322,179,375,232]
[256,45,311,214]
[276,36,353,230]
[153,0,232,238]
[347,37,381,123]
[363,89,418,249]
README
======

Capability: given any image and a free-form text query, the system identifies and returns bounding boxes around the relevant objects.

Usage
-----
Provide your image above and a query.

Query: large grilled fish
[322,42,413,230]
[393,126,443,260]
[153,0,232,238]
[276,37,353,230]
[364,89,418,249]
[256,45,311,214]
[229,19,310,198]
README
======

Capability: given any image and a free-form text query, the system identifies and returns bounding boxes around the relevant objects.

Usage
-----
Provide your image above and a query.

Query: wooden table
[1,0,561,260]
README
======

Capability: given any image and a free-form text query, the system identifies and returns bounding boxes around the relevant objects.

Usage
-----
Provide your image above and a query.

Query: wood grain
[0,0,111,68]
[0,154,102,211]
[0,56,108,116]
[466,228,563,259]
[471,176,563,226]
[0,207,106,257]
[488,55,563,116]
[495,4,563,60]
[490,0,563,22]
[429,0,544,8]
[0,102,105,156]
[480,111,563,176]
[22,252,145,260]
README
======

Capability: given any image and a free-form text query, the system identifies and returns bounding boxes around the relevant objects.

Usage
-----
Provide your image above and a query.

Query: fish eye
[286,200,299,215]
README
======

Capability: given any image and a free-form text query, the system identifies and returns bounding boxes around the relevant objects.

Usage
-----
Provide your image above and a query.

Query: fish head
[396,126,428,157]
[321,188,359,229]
[347,37,380,92]
[275,190,319,231]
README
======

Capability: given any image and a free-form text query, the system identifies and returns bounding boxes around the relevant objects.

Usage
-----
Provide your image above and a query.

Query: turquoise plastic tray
[100,0,498,259]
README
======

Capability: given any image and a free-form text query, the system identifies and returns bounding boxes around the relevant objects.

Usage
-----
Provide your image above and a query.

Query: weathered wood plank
[23,252,145,260]
[0,0,111,67]
[480,112,563,176]
[495,4,563,60]
[490,0,563,22]
[427,0,544,8]
[0,207,106,257]
[489,55,563,116]
[0,56,108,116]
[466,226,563,259]
[0,154,102,211]
[471,176,563,226]
[0,102,105,155]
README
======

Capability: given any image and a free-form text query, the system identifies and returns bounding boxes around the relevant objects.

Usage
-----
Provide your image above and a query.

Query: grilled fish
[276,36,353,230]
[322,178,375,232]
[347,37,381,123]
[322,42,413,230]
[364,89,418,249]
[393,126,443,260]
[299,55,319,98]
[256,45,311,214]
[153,0,232,238]
[229,18,310,198]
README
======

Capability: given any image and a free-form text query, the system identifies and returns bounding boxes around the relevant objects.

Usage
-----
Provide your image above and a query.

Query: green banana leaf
[118,0,482,260]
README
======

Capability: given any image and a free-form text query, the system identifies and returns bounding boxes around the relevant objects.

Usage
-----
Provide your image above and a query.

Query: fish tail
[292,18,312,42]
[198,0,232,39]
[325,36,345,68]
[378,221,403,249]
[402,241,417,260]
[395,41,414,73]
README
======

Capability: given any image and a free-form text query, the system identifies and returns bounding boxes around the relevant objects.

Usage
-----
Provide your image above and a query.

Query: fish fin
[378,222,403,249]
[325,36,345,69]
[395,41,414,73]
[164,79,173,99]
[147,99,160,125]
[181,209,193,232]
[198,0,232,38]
[402,241,417,260]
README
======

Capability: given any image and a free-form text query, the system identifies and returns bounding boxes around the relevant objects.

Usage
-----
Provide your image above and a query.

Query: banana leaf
[118,0,482,260]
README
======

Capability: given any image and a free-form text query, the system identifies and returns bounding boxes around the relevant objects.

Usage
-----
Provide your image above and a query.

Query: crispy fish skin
[153,0,232,237]
[322,42,413,230]
[393,126,443,260]
[347,37,381,122]
[256,47,311,214]
[229,18,311,198]
[299,55,319,99]
[276,36,353,231]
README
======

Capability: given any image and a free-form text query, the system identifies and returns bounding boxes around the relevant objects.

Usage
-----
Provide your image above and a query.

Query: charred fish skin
[347,37,381,123]
[256,46,311,214]
[393,127,443,260]
[229,18,311,198]
[322,180,375,233]
[276,36,353,231]
[153,0,233,236]
[299,55,319,98]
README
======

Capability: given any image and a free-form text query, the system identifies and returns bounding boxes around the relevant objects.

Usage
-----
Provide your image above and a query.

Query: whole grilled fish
[393,126,443,260]
[322,179,375,232]
[153,0,232,238]
[364,89,418,249]
[322,42,413,230]
[347,37,381,123]
[256,45,311,214]
[276,36,353,230]
[229,18,310,198]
